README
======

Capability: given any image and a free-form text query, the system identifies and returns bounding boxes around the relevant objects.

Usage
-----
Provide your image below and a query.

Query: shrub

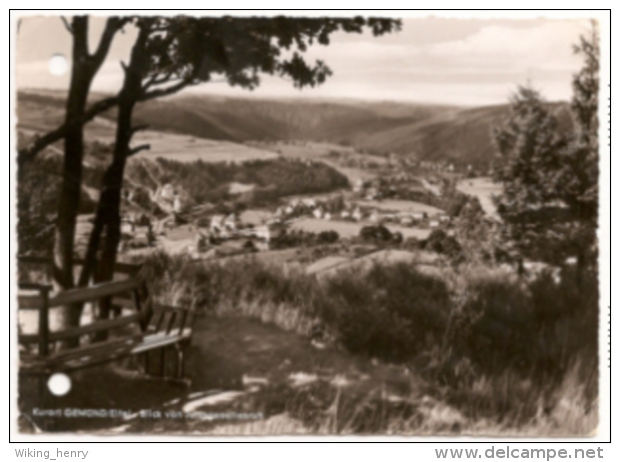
[447,267,598,382]
[391,231,404,244]
[359,225,392,243]
[317,230,339,244]
[321,263,452,362]
[454,277,534,372]
[528,267,598,378]
[402,237,421,251]
[423,229,462,259]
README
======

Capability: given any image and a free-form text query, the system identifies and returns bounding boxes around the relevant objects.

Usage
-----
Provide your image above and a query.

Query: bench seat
[17,267,195,385]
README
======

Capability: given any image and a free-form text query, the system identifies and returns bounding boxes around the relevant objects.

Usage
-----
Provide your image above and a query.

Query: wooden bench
[17,260,195,388]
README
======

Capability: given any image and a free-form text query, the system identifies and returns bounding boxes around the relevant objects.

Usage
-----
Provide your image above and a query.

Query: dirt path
[20,315,420,435]
[186,315,416,392]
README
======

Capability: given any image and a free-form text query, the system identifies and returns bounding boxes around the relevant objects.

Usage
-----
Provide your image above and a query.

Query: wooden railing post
[138,278,153,332]
[38,286,51,358]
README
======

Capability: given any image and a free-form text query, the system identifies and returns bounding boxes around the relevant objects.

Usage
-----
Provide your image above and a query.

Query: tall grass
[138,251,324,336]
[137,251,598,435]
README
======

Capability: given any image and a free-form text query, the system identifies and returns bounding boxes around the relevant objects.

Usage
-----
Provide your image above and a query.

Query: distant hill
[352,103,574,169]
[124,95,457,147]
[17,89,573,169]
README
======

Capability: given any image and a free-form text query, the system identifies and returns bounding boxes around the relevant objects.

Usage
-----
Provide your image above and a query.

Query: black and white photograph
[12,10,607,437]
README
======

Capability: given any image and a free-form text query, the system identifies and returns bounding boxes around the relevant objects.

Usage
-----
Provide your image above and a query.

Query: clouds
[16,16,590,106]
[267,19,587,105]
[428,20,588,72]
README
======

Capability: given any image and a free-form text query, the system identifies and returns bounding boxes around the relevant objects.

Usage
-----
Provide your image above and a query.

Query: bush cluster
[138,252,598,430]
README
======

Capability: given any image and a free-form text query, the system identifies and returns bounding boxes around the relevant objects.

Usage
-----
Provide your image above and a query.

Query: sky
[15,15,593,106]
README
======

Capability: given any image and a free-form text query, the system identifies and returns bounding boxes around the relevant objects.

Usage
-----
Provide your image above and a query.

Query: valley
[16,88,594,437]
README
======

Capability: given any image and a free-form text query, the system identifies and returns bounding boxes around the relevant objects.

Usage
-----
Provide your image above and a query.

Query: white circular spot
[47,373,71,396]
[48,54,68,76]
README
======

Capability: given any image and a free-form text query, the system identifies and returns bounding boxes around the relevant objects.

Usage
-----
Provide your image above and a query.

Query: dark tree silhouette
[29,15,401,332]
[493,23,599,270]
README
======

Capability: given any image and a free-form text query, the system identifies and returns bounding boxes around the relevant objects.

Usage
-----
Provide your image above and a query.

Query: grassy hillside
[353,103,574,169]
[125,95,455,145]
[17,89,572,169]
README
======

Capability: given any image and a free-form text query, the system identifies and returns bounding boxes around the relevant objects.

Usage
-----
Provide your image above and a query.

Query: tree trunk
[81,25,149,339]
[53,17,90,291]
[52,18,94,340]
[50,17,124,344]
[78,160,126,288]
[91,102,138,340]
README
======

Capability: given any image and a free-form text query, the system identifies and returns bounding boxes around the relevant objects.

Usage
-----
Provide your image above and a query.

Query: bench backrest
[18,256,143,282]
[17,260,153,358]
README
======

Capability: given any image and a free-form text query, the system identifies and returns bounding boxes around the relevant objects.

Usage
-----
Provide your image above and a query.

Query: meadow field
[131,131,279,164]
[356,199,444,216]
[292,218,432,240]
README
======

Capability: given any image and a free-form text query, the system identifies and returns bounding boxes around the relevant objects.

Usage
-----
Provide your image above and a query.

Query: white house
[302,198,317,208]
[210,215,226,234]
[160,183,175,200]
[253,225,271,243]
[120,219,135,235]
[224,213,239,231]
[312,208,324,219]
[173,195,182,214]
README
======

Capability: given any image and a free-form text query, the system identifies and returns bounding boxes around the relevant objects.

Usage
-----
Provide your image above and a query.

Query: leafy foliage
[137,17,400,91]
[18,158,61,256]
[453,196,503,263]
[422,229,462,260]
[493,24,599,266]
[493,87,569,217]
[321,264,452,361]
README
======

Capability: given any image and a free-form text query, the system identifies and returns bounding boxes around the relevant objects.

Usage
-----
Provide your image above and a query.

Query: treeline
[126,157,349,206]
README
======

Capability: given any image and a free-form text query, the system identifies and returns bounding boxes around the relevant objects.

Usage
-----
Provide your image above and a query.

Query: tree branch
[17,77,188,168]
[141,78,193,101]
[128,144,151,156]
[146,24,171,32]
[19,52,191,167]
[18,95,120,168]
[91,17,128,66]
[18,18,128,167]
[60,16,73,34]
[143,71,175,90]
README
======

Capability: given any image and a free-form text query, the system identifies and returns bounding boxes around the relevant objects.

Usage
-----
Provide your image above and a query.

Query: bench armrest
[18,282,53,292]
[152,303,192,313]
